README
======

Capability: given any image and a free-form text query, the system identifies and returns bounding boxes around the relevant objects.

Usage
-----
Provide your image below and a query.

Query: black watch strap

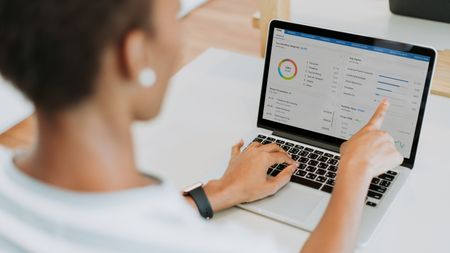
[185,185,213,220]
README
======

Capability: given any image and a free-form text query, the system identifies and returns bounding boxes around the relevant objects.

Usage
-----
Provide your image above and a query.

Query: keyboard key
[371,178,380,184]
[326,179,335,186]
[291,155,299,161]
[316,168,326,175]
[308,153,319,160]
[306,166,316,173]
[290,148,300,154]
[308,160,319,166]
[299,157,309,163]
[295,170,307,177]
[271,169,281,176]
[321,184,333,193]
[262,140,272,144]
[281,145,291,152]
[369,184,387,193]
[324,153,334,158]
[276,163,288,170]
[257,134,267,139]
[299,151,309,157]
[380,180,391,187]
[366,201,377,207]
[378,174,394,181]
[314,150,324,155]
[334,155,340,160]
[325,171,336,178]
[276,140,285,144]
[267,168,273,175]
[316,175,327,183]
[267,137,275,142]
[304,147,314,152]
[298,163,307,170]
[367,190,382,200]
[253,138,264,143]
[291,176,322,189]
[295,145,304,149]
[306,173,317,180]
[285,142,294,147]
[327,165,337,172]
[327,159,338,165]
[318,162,328,169]
[387,170,398,176]
[317,156,328,162]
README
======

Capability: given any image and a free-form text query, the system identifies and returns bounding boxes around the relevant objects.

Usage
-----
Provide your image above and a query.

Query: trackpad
[241,184,325,229]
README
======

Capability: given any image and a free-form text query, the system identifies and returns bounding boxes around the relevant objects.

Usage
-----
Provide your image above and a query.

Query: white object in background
[0,76,33,134]
[178,0,208,18]
[289,0,450,50]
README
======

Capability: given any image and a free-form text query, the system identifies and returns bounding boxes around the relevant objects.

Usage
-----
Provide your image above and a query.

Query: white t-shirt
[0,147,289,253]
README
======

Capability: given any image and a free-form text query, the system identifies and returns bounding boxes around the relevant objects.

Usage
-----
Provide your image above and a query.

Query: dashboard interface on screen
[263,28,431,159]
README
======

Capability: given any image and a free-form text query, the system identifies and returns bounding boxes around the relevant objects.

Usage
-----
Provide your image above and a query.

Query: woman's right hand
[339,98,404,180]
[300,99,404,253]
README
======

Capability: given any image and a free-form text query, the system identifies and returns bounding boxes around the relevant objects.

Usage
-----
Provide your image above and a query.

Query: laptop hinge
[272,130,340,153]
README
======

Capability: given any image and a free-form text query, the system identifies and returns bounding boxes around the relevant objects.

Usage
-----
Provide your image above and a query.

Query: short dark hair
[0,0,152,113]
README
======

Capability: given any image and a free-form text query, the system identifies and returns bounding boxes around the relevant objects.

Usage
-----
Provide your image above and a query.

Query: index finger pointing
[366,98,390,130]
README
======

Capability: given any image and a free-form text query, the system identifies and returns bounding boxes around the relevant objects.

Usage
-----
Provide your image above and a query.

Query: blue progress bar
[378,81,400,88]
[379,75,409,83]
[376,87,392,92]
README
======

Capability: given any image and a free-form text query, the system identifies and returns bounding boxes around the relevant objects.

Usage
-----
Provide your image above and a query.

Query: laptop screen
[260,24,434,160]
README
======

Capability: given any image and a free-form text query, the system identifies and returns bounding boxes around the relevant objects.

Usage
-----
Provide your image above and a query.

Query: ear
[120,30,149,83]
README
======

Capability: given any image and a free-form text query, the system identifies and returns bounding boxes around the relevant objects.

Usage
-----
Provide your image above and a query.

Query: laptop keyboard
[253,134,399,207]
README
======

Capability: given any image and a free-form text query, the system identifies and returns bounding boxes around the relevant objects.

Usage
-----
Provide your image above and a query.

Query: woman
[0,0,403,252]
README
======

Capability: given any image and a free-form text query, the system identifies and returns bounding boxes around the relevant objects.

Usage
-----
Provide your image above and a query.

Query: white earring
[139,68,157,87]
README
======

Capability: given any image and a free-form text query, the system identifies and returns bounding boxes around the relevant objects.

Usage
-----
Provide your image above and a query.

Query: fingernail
[291,165,297,173]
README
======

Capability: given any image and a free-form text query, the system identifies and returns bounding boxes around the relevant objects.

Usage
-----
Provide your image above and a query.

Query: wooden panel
[432,50,450,98]
[257,0,290,56]
[175,0,260,71]
[0,116,36,149]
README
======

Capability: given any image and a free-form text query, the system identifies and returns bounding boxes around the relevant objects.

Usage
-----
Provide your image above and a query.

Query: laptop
[390,0,450,23]
[211,20,437,246]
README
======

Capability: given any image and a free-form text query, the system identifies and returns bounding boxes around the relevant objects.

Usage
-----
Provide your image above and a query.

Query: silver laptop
[211,20,437,246]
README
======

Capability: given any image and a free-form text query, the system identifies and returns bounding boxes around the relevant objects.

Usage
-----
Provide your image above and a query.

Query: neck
[16,102,152,192]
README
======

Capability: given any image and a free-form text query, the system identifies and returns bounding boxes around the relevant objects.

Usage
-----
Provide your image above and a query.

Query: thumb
[231,139,244,158]
[269,164,296,192]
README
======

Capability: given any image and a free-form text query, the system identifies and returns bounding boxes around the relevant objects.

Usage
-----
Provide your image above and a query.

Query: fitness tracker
[183,182,214,220]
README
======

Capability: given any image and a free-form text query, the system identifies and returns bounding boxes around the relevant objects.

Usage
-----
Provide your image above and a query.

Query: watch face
[183,182,203,193]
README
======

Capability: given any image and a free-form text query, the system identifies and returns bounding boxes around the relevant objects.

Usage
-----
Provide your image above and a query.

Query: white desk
[290,0,450,50]
[133,48,450,252]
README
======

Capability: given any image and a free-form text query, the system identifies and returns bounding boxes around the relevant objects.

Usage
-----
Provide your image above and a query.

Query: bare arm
[301,99,403,253]
[183,99,402,253]
[299,165,371,253]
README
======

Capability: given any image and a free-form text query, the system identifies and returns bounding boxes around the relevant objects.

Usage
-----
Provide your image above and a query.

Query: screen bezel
[257,20,436,169]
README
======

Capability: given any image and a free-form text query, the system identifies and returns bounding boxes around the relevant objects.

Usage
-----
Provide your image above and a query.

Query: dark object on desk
[389,0,450,23]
